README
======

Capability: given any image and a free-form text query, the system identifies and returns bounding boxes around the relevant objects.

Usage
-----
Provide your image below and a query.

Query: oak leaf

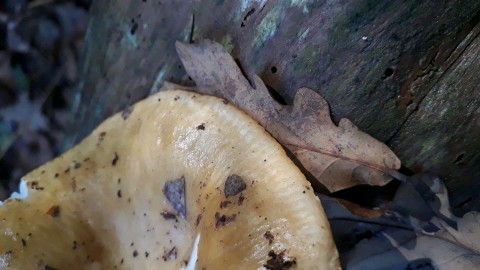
[164,40,401,192]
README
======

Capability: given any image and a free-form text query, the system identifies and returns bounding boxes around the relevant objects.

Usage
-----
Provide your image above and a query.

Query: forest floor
[0,0,90,199]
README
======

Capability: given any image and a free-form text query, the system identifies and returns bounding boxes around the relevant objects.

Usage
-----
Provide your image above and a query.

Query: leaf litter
[162,39,480,269]
[322,175,480,269]
[0,0,89,198]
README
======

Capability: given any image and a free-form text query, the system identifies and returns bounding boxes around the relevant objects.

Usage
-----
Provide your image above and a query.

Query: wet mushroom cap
[0,90,339,269]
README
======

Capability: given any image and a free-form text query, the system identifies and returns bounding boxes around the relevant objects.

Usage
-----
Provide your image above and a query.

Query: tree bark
[68,0,480,215]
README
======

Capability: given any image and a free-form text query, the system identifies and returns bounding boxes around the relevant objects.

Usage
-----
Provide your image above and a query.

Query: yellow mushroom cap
[0,90,339,269]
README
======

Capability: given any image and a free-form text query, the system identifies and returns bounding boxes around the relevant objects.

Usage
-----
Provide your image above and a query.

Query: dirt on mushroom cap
[0,90,339,269]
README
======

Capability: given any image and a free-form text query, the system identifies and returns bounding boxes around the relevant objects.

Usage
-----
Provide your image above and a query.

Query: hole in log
[384,67,394,78]
[453,152,465,165]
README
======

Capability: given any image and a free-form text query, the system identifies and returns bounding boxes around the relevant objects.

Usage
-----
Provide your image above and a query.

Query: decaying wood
[69,0,480,215]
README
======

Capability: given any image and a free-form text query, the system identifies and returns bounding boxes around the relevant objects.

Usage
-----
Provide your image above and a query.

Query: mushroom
[0,90,339,269]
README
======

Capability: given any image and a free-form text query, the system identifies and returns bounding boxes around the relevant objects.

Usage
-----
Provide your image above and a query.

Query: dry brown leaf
[166,40,401,192]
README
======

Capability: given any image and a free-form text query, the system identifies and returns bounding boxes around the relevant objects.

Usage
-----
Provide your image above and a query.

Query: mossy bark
[69,0,480,215]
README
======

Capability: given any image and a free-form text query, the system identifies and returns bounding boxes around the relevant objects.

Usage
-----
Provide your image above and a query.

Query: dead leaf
[444,212,480,253]
[390,174,457,228]
[322,175,480,269]
[0,92,48,158]
[164,40,401,192]
[0,92,48,136]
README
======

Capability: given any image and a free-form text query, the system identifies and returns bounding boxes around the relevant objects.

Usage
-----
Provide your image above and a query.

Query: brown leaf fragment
[238,193,245,205]
[162,247,177,261]
[264,250,296,270]
[46,205,60,217]
[215,212,236,228]
[163,177,186,218]
[264,231,274,245]
[171,40,401,192]
[160,211,177,221]
[30,181,44,191]
[335,198,384,218]
[111,152,119,166]
[224,175,246,197]
[220,200,232,209]
[195,213,203,227]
